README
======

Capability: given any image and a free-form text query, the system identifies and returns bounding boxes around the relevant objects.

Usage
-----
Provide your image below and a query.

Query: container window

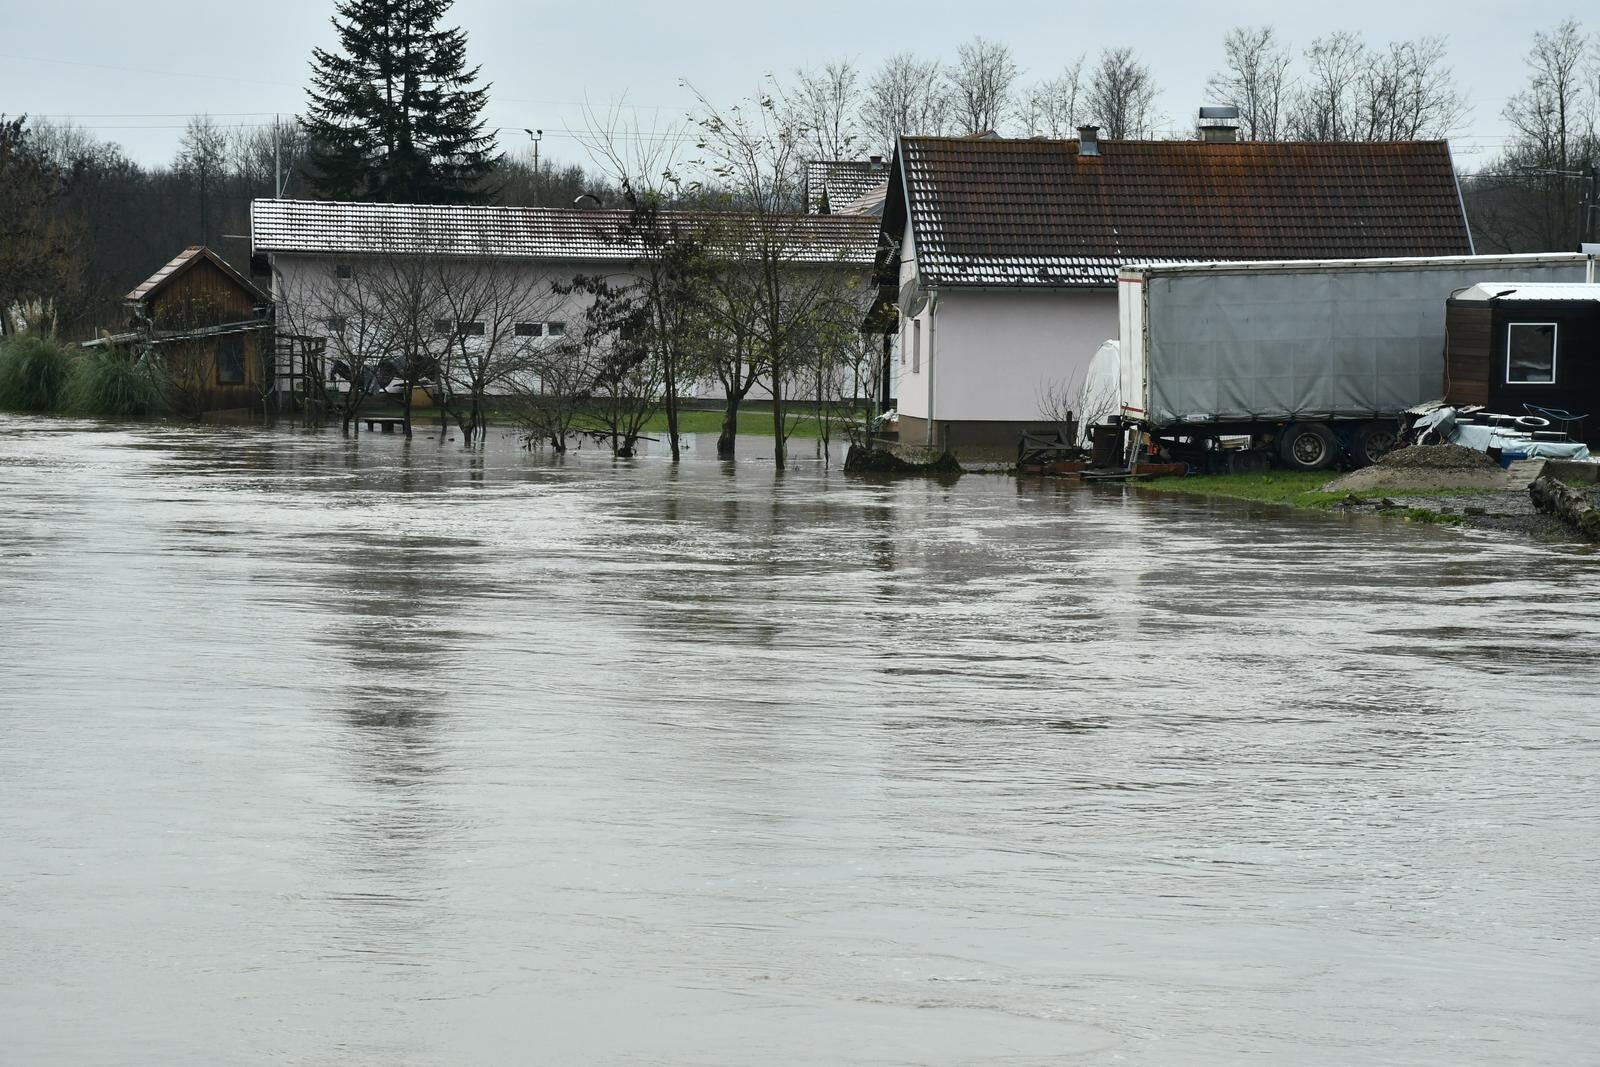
[1506,322,1557,384]
[217,336,245,384]
[514,322,543,338]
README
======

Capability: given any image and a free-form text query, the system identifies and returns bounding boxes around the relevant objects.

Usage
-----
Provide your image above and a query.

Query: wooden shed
[111,246,274,414]
[1445,282,1600,441]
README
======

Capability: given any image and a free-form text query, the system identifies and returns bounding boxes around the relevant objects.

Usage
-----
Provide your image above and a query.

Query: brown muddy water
[1,415,1597,1065]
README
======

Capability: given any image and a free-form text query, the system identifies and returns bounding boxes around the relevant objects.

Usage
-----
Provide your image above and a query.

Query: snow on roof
[251,199,878,266]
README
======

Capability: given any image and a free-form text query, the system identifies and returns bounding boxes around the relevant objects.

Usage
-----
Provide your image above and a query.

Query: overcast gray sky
[0,0,1582,174]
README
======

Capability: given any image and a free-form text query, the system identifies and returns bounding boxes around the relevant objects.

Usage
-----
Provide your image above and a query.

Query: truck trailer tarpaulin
[1116,254,1591,432]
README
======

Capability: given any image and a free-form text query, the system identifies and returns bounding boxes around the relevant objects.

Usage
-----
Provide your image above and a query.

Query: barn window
[1506,322,1557,384]
[335,264,354,280]
[546,321,566,338]
[217,336,245,384]
[514,322,543,338]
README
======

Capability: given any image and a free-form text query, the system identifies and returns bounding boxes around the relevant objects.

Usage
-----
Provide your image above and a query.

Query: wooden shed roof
[126,246,269,305]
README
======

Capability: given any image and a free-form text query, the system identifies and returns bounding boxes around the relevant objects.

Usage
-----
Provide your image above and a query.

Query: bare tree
[1286,32,1367,141]
[1019,58,1087,138]
[579,101,707,461]
[432,255,557,446]
[790,60,863,160]
[1354,37,1467,140]
[859,53,950,155]
[1207,27,1292,140]
[947,37,1019,135]
[556,274,662,457]
[274,260,393,434]
[175,114,228,246]
[1465,19,1599,252]
[1086,47,1158,139]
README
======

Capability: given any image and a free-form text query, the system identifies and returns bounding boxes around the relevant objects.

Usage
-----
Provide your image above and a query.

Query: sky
[0,0,1584,175]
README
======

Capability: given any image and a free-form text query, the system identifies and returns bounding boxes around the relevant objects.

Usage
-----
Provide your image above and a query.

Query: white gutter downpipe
[925,291,938,447]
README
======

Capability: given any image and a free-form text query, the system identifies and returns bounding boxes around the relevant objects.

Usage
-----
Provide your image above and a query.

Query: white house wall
[270,253,872,404]
[896,288,1117,424]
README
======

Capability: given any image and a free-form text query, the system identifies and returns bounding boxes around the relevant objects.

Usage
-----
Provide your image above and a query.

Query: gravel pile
[1375,444,1500,471]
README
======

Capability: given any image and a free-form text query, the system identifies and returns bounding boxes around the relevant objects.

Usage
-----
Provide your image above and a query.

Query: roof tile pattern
[888,137,1472,288]
[252,199,878,266]
[806,159,891,214]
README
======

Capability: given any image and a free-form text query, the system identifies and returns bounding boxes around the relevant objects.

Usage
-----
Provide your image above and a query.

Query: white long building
[249,198,880,404]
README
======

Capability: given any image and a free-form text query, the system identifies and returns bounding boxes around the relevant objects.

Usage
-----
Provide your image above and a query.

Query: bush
[65,346,171,419]
[0,335,73,412]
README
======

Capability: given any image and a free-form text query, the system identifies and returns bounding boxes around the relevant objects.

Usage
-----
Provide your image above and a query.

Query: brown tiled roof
[126,245,268,304]
[879,136,1473,288]
[252,199,878,266]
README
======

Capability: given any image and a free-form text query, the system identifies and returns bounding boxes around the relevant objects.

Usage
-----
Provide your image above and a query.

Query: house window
[217,336,245,385]
[459,320,486,336]
[433,318,454,335]
[335,264,354,280]
[546,321,566,338]
[1506,322,1557,384]
[325,315,347,334]
[514,321,543,337]
[912,319,922,373]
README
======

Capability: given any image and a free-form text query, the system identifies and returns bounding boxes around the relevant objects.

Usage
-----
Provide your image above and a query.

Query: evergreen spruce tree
[304,0,500,204]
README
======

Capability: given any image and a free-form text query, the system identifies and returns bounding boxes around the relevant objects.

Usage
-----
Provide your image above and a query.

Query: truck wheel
[1352,421,1399,468]
[1277,422,1338,471]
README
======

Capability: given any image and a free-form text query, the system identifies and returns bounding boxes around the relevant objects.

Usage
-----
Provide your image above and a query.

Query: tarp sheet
[1144,262,1588,425]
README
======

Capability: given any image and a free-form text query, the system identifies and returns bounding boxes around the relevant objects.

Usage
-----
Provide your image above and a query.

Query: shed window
[217,336,245,385]
[1506,322,1557,384]
[546,321,566,338]
[514,321,543,338]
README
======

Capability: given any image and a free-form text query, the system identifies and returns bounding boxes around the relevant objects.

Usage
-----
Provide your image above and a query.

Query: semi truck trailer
[1099,253,1590,470]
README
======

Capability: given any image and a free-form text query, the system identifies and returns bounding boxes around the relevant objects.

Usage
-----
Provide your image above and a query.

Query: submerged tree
[304,0,500,203]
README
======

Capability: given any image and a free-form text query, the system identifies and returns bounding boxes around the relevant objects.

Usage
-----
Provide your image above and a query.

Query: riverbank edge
[1136,472,1478,527]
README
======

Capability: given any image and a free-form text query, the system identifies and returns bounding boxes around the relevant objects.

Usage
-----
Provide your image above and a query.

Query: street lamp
[523,128,542,177]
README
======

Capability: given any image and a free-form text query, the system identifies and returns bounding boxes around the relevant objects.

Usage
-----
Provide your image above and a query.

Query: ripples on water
[1,415,1596,1065]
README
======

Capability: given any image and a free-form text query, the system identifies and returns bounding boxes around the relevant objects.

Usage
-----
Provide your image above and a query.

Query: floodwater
[1,415,1597,1066]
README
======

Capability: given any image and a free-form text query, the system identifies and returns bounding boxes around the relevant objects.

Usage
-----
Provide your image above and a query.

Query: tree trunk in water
[664,359,681,462]
[717,396,740,458]
[772,376,786,470]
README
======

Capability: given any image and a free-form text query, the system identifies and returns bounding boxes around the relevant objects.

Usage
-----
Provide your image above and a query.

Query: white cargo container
[1111,253,1590,469]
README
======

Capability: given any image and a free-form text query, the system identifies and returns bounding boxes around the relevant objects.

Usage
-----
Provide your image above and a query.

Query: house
[871,126,1476,454]
[804,158,891,215]
[251,198,879,404]
[86,246,274,414]
[1446,282,1600,441]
